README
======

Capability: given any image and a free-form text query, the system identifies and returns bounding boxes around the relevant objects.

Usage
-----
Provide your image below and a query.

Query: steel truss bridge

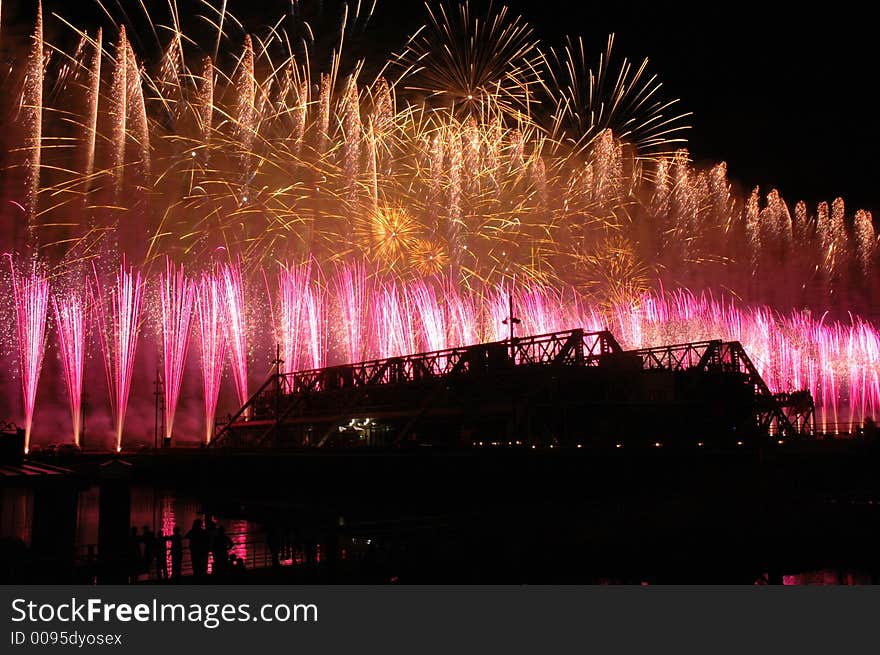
[210,329,815,449]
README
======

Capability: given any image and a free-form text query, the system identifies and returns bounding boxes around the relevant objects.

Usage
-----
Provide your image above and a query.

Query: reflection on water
[74,485,266,580]
[1,483,877,584]
[76,486,98,549]
[74,486,262,551]
[126,486,260,575]
[783,571,874,585]
[1,483,271,582]
[1,487,32,545]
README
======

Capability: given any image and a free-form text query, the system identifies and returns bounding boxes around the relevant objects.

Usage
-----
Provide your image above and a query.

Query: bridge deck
[211,328,814,449]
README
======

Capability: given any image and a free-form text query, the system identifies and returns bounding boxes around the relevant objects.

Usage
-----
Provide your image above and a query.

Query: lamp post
[153,367,165,449]
[502,293,520,361]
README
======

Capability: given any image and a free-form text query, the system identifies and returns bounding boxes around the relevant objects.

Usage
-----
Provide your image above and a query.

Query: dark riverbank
[4,441,880,583]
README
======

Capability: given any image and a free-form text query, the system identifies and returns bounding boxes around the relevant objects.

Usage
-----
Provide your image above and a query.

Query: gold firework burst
[567,233,650,308]
[410,238,451,278]
[356,206,422,272]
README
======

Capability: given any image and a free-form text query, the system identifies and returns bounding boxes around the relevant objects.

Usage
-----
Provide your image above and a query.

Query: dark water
[1,484,275,581]
[1,483,876,584]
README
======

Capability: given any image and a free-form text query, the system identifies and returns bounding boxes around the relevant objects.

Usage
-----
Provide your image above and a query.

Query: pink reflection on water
[160,493,175,577]
[782,570,873,585]
[1,488,33,545]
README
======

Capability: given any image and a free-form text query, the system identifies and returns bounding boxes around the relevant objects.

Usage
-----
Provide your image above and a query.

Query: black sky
[3,0,877,213]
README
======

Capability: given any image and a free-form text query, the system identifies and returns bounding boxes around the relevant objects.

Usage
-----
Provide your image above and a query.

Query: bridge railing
[274,328,622,398]
[212,326,816,444]
[631,340,724,372]
[513,329,621,366]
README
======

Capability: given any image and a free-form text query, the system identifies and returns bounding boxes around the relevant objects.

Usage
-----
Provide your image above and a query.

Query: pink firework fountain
[159,258,194,443]
[333,261,372,363]
[92,261,144,452]
[302,285,327,371]
[275,261,313,375]
[52,287,86,446]
[196,272,226,444]
[220,262,249,408]
[7,258,50,454]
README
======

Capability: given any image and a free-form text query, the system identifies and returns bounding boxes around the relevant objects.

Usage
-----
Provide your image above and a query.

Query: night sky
[3,0,877,213]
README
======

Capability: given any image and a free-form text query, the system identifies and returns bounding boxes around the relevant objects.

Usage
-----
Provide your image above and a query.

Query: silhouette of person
[127,527,141,583]
[864,417,878,442]
[170,527,183,581]
[230,554,247,579]
[211,526,233,576]
[141,526,156,578]
[185,519,208,579]
[204,515,217,567]
[155,530,169,581]
[267,524,282,568]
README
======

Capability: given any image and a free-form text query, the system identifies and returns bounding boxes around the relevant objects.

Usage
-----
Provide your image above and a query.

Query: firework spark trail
[7,259,50,454]
[542,34,691,155]
[109,27,128,203]
[3,1,880,445]
[276,261,312,374]
[342,77,362,211]
[302,285,326,371]
[333,261,371,363]
[7,263,880,444]
[195,272,226,444]
[519,286,567,336]
[197,56,214,144]
[159,258,194,441]
[608,287,880,432]
[52,289,86,446]
[92,261,144,452]
[220,262,248,407]
[125,37,151,181]
[854,210,876,276]
[396,0,544,114]
[21,1,43,236]
[410,280,448,352]
[448,285,479,347]
[234,34,255,175]
[375,281,414,359]
[8,0,873,311]
[82,28,102,197]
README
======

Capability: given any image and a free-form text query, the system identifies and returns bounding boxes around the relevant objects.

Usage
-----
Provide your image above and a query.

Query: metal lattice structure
[210,329,813,449]
[631,340,815,437]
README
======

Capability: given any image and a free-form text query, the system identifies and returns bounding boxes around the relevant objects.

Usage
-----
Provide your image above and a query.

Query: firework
[542,34,691,155]
[20,1,42,242]
[221,262,249,408]
[52,288,86,446]
[6,0,873,311]
[92,261,144,452]
[159,258,195,441]
[392,0,543,115]
[1,1,879,450]
[333,261,372,363]
[7,258,50,454]
[276,261,313,375]
[195,272,226,444]
[410,280,448,351]
[302,284,327,371]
